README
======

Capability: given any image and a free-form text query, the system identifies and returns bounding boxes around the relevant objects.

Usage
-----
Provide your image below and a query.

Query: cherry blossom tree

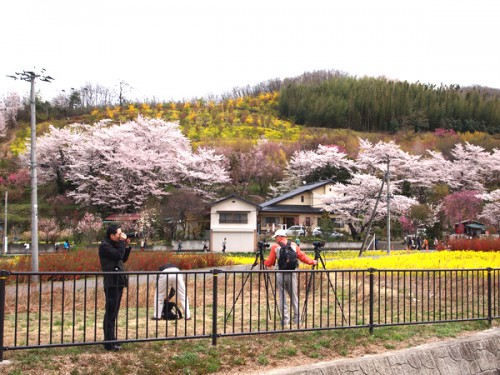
[441,190,483,230]
[39,217,59,244]
[478,189,500,233]
[398,203,440,235]
[30,116,230,210]
[356,139,421,183]
[75,212,103,245]
[423,143,500,193]
[270,144,355,197]
[0,111,5,138]
[1,93,22,129]
[319,173,418,240]
[136,207,159,243]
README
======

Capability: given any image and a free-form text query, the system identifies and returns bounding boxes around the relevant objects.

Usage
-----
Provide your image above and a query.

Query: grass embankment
[3,321,495,374]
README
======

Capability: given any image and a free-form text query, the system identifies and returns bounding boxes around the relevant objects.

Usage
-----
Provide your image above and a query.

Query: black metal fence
[0,267,499,361]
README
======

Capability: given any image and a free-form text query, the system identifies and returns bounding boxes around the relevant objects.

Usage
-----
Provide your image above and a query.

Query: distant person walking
[222,238,227,253]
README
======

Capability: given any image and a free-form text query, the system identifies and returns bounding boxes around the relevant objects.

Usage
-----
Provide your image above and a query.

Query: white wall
[210,197,258,252]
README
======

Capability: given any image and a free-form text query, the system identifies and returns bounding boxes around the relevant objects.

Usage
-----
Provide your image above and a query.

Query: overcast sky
[1,0,498,103]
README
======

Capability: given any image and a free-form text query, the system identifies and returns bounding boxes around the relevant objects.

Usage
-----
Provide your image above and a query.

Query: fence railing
[0,267,498,360]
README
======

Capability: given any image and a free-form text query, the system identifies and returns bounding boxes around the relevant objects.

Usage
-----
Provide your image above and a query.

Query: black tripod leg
[224,253,259,323]
[301,250,320,323]
[258,252,282,322]
[319,254,348,325]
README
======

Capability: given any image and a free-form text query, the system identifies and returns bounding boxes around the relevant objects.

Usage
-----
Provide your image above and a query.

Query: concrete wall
[4,244,59,255]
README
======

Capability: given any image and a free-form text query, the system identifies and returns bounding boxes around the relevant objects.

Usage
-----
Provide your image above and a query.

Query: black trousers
[103,285,124,346]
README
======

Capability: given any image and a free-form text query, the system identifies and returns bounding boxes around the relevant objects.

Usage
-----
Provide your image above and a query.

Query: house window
[332,218,344,228]
[301,195,304,203]
[219,212,248,224]
[305,217,311,226]
[264,217,279,225]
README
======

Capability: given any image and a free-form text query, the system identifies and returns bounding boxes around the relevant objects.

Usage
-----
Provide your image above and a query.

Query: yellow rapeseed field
[229,250,500,270]
[323,250,500,270]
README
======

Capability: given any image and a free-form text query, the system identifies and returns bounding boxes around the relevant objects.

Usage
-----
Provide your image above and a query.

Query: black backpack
[277,240,298,270]
[161,301,183,320]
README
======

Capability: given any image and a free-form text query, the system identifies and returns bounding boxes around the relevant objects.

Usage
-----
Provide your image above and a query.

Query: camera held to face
[125,232,139,239]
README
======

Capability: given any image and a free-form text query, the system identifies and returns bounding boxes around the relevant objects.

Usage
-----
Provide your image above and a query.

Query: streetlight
[7,69,54,272]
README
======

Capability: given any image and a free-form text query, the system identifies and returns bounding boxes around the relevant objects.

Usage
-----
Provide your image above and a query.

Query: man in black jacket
[99,225,132,351]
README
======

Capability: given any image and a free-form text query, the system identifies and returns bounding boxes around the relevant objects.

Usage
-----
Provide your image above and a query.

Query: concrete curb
[257,328,500,374]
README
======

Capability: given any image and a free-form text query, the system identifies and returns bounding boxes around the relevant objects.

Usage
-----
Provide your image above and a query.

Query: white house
[209,195,260,253]
[259,180,345,234]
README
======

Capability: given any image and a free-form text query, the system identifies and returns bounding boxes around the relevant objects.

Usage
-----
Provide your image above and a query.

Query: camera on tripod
[312,241,325,248]
[258,240,270,250]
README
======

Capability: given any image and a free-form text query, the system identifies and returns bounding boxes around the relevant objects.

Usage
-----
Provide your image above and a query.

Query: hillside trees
[279,74,500,134]
[27,116,230,211]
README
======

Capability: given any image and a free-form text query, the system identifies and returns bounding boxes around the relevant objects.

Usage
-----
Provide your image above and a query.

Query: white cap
[272,229,287,238]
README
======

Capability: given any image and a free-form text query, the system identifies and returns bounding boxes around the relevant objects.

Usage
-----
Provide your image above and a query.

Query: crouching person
[153,263,191,320]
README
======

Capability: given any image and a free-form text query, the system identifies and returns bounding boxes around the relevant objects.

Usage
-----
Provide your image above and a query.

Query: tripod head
[311,241,326,269]
[252,240,270,269]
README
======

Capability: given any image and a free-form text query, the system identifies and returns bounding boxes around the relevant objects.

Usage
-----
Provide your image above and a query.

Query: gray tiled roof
[260,180,332,208]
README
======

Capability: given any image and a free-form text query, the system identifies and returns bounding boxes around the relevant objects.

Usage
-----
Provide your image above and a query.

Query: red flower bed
[438,237,500,252]
[0,249,234,282]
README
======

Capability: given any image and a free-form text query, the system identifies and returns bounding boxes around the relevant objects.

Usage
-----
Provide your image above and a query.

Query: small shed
[454,220,486,237]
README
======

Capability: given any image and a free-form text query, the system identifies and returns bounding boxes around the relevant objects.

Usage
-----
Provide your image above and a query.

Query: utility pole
[3,191,7,254]
[386,156,391,254]
[7,69,54,272]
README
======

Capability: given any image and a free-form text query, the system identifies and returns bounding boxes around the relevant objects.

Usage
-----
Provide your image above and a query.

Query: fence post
[487,268,492,326]
[211,269,220,346]
[0,270,9,362]
[369,268,375,334]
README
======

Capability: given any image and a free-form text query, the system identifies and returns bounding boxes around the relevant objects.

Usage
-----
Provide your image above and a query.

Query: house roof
[260,204,323,214]
[456,220,485,227]
[209,194,260,208]
[465,223,485,229]
[103,213,141,222]
[260,180,333,208]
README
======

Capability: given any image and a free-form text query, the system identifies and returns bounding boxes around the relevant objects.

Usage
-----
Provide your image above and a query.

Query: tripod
[224,242,279,323]
[301,245,347,324]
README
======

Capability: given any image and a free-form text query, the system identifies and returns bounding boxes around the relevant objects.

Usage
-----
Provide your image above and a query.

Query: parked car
[313,227,344,238]
[285,225,306,236]
[330,231,344,238]
[312,227,322,236]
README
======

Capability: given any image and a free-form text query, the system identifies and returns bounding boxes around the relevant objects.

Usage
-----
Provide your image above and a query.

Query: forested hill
[278,71,500,134]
